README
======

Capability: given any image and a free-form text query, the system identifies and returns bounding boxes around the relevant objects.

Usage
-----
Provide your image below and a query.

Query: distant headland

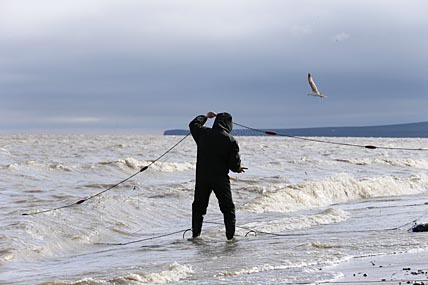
[164,121,428,138]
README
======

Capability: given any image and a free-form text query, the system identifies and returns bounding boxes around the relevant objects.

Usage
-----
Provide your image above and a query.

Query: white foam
[0,147,10,154]
[5,163,19,170]
[150,161,195,173]
[244,208,350,232]
[4,160,73,172]
[116,158,195,172]
[42,262,193,284]
[243,173,428,213]
[48,163,73,172]
[336,158,428,169]
[216,261,316,277]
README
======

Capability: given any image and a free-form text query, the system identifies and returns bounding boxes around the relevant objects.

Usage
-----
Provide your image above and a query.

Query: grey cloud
[1,1,428,132]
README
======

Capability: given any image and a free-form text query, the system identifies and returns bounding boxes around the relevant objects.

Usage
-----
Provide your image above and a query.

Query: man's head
[213,112,233,133]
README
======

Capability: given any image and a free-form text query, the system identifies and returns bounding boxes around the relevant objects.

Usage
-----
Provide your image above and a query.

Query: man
[189,111,247,240]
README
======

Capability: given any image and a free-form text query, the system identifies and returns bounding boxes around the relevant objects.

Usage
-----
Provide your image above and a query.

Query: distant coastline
[164,121,428,138]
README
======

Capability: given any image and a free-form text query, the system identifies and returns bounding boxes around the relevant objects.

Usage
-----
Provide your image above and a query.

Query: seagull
[307,73,327,98]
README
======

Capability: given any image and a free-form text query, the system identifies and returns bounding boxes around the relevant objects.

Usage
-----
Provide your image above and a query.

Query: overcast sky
[1,0,427,133]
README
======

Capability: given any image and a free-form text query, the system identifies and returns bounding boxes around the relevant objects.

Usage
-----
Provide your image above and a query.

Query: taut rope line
[233,122,428,151]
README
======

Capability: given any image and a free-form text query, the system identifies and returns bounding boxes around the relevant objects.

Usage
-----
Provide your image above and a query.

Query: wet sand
[325,249,428,284]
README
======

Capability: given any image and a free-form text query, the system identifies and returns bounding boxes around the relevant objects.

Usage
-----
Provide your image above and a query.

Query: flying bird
[307,73,327,98]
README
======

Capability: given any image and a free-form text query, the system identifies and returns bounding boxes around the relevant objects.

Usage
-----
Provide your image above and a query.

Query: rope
[205,221,404,239]
[22,133,191,216]
[95,228,192,246]
[233,122,428,151]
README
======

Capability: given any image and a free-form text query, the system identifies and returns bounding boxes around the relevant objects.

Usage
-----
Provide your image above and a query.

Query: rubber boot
[224,216,236,240]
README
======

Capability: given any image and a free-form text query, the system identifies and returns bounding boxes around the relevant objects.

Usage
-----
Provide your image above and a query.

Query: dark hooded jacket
[189,113,242,178]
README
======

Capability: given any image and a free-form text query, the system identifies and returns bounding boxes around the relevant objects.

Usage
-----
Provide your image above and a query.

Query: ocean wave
[17,194,185,263]
[4,163,19,170]
[244,208,350,232]
[4,161,73,172]
[0,247,15,264]
[48,163,73,172]
[104,157,195,172]
[40,262,193,285]
[310,241,342,249]
[149,162,195,173]
[335,158,428,169]
[243,173,428,213]
[235,182,290,195]
[215,261,317,277]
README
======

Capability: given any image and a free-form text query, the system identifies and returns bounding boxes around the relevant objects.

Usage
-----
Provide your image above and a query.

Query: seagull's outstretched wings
[308,73,319,94]
[307,73,326,98]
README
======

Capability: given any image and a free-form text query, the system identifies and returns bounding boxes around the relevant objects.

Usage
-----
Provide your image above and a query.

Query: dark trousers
[192,175,235,239]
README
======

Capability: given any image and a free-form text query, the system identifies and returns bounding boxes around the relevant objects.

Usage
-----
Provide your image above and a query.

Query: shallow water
[1,134,428,284]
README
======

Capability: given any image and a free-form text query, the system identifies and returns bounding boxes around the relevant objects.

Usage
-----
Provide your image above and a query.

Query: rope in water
[97,219,412,248]
[22,133,191,216]
[95,228,192,246]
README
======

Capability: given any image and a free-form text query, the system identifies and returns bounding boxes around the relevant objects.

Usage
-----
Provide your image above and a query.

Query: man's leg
[213,177,236,240]
[192,180,211,238]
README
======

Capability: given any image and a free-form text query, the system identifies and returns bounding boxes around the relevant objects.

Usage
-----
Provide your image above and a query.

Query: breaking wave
[244,208,350,232]
[102,158,195,172]
[3,161,73,172]
[336,158,428,169]
[215,261,315,277]
[0,147,10,154]
[41,262,193,284]
[243,173,428,213]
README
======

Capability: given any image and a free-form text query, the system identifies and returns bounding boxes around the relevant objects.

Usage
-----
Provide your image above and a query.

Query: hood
[212,112,233,133]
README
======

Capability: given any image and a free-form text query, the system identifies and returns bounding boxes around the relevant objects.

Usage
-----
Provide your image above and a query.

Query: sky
[1,0,427,133]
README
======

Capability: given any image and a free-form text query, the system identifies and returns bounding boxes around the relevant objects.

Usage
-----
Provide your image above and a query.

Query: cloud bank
[1,0,427,132]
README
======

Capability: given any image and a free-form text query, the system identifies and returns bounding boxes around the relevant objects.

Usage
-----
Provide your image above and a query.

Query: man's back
[189,113,241,177]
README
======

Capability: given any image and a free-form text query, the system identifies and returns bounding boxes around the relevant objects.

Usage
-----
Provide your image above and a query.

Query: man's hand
[238,167,248,173]
[206,112,217,119]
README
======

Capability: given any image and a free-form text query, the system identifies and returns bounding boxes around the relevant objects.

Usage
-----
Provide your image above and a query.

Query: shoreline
[323,249,428,284]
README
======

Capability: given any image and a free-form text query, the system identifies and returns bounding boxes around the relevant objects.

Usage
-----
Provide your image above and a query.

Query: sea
[2,133,428,284]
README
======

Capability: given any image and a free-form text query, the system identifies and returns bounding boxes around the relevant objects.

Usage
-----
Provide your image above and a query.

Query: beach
[326,250,428,284]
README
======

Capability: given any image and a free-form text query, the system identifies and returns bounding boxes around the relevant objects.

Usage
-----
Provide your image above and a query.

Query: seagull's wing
[308,73,320,94]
